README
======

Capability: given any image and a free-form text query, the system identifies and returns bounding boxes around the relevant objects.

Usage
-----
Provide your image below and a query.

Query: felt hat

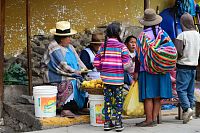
[139,8,162,26]
[90,33,104,44]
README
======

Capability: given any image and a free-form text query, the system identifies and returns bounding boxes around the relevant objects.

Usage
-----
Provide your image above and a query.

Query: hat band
[144,16,156,21]
[56,29,71,34]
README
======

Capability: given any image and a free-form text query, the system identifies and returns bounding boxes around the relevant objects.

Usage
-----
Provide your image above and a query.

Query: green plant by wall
[4,63,28,85]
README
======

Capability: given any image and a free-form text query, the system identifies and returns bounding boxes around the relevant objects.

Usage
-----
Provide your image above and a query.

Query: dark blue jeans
[176,68,196,111]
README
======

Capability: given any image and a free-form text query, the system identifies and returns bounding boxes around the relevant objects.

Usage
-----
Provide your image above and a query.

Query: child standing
[176,13,200,124]
[94,22,134,132]
[124,35,140,85]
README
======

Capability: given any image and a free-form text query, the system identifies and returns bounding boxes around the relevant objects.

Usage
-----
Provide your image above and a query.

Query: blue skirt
[139,71,172,101]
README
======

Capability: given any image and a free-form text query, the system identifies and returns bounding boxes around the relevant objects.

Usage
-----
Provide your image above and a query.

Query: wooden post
[26,0,32,96]
[144,0,150,10]
[0,0,5,118]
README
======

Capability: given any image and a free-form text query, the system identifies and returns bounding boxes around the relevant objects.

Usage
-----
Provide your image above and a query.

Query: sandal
[136,121,157,127]
[82,108,90,112]
[78,110,90,115]
[61,110,76,118]
[77,108,90,115]
[135,121,146,126]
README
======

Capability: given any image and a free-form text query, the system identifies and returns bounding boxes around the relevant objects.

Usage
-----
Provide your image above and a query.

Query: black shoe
[104,121,114,131]
[136,121,157,127]
[135,121,146,126]
[115,121,124,132]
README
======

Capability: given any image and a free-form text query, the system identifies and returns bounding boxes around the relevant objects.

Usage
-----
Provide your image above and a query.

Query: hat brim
[50,29,77,36]
[139,15,162,26]
[90,42,103,44]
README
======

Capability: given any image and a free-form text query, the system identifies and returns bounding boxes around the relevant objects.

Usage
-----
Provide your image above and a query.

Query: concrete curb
[3,102,179,132]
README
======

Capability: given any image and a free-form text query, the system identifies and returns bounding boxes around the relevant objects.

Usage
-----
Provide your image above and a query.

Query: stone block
[4,85,28,103]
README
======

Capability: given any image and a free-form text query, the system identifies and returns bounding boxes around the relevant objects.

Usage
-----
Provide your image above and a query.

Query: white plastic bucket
[33,85,58,117]
[89,94,105,126]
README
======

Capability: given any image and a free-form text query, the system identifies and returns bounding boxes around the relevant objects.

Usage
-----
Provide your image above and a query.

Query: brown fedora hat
[139,8,162,26]
[90,33,104,44]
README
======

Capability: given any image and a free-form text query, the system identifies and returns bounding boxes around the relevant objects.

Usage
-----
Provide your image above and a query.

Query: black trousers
[57,97,88,114]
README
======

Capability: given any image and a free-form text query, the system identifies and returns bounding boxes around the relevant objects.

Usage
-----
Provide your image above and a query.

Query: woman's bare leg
[153,97,161,121]
[144,98,153,122]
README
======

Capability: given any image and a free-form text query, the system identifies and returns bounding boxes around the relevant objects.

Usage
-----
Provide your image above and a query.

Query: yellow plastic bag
[123,81,144,116]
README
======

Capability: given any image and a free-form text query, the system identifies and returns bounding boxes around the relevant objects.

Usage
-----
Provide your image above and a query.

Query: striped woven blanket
[137,29,177,74]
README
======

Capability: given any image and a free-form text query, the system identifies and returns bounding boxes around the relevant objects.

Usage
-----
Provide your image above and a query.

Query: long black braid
[152,26,157,39]
[144,25,159,39]
[103,36,108,55]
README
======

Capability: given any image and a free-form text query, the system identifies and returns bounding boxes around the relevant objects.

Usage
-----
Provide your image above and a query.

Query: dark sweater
[80,48,95,70]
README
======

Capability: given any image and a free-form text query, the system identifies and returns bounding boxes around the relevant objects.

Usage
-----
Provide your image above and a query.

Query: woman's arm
[47,41,79,75]
[133,56,140,80]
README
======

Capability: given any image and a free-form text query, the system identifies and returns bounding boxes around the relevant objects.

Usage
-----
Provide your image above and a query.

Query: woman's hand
[81,68,88,72]
[133,72,138,81]
[75,70,81,75]
[170,76,176,83]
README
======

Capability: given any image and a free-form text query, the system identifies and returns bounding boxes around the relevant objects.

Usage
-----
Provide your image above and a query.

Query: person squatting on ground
[94,22,134,132]
[136,8,174,127]
[176,12,200,124]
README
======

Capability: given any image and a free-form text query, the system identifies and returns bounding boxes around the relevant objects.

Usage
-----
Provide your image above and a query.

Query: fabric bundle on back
[138,29,177,74]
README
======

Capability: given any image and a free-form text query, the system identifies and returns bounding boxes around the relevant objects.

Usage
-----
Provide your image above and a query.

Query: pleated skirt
[138,71,173,101]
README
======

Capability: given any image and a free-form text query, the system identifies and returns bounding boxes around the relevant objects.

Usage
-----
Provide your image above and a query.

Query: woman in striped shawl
[42,21,88,118]
[135,9,173,127]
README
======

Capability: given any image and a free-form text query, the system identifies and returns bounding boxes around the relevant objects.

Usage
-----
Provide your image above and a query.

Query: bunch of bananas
[81,79,104,89]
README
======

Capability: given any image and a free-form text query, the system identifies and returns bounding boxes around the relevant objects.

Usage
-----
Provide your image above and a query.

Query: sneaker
[115,121,124,132]
[104,121,114,131]
[182,108,194,124]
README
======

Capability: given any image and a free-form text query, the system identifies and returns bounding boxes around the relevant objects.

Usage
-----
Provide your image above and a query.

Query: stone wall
[4,24,142,85]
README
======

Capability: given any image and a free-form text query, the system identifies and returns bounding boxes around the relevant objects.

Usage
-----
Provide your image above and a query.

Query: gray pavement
[28,115,200,133]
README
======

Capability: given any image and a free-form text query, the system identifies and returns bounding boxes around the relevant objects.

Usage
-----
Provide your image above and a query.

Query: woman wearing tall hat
[42,21,89,118]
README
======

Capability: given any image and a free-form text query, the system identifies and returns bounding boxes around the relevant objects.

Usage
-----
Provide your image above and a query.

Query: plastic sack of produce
[123,81,144,116]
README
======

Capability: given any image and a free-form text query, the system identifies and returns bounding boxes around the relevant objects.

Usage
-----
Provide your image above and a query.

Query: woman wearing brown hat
[42,21,89,118]
[80,33,104,79]
[136,8,173,127]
